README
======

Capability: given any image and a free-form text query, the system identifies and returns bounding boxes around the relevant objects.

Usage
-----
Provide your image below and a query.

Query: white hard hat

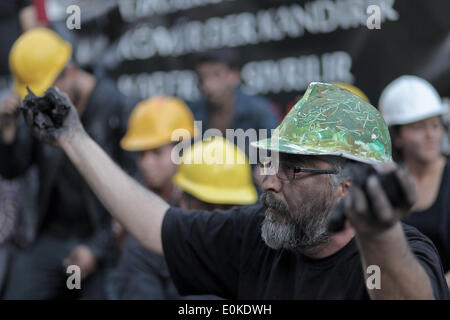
[379,75,446,126]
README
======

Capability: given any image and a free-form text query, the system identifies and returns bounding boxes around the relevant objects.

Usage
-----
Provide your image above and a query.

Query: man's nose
[141,151,157,165]
[261,173,282,193]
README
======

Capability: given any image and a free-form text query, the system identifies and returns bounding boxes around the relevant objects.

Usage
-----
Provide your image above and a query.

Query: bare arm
[22,87,169,255]
[356,222,434,299]
[60,130,169,255]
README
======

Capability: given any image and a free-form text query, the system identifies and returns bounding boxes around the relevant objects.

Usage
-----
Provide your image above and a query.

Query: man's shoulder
[163,202,265,245]
[401,222,434,244]
[237,86,272,110]
[166,202,265,224]
[401,222,442,260]
[89,77,139,111]
[186,98,208,121]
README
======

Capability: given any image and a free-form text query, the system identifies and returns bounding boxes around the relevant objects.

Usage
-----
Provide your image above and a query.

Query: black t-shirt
[44,153,93,239]
[162,203,449,299]
[403,157,450,272]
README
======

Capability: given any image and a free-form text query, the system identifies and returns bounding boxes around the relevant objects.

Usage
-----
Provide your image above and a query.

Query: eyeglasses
[258,160,338,181]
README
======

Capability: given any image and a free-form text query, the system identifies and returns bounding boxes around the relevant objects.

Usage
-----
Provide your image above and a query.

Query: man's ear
[340,179,351,196]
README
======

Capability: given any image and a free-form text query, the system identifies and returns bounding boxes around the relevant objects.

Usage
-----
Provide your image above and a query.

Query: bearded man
[18,82,449,299]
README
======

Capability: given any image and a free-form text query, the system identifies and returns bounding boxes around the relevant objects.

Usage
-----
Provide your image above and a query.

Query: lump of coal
[22,87,70,129]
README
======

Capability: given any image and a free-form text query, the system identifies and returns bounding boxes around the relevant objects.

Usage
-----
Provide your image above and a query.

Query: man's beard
[260,188,338,256]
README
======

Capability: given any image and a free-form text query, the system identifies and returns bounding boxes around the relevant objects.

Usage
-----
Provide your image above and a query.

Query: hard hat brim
[120,135,173,151]
[173,173,258,205]
[251,138,393,165]
[385,108,447,126]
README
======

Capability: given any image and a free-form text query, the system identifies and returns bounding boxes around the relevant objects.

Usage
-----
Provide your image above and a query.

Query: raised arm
[23,88,169,255]
[345,169,437,299]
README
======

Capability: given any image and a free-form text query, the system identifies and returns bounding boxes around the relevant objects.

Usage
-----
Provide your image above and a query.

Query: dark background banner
[62,0,450,113]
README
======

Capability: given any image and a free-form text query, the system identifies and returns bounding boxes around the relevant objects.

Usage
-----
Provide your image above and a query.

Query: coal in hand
[327,162,407,232]
[22,87,70,129]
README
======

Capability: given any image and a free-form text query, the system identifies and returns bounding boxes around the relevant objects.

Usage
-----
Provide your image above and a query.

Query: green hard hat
[252,82,393,164]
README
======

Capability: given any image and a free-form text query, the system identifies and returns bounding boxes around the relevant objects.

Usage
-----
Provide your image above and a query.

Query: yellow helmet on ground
[121,95,197,151]
[173,136,258,205]
[332,82,370,103]
[9,27,72,99]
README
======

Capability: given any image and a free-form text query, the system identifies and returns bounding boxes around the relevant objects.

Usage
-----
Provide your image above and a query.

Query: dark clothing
[403,157,450,273]
[0,176,19,242]
[188,86,279,158]
[107,235,219,300]
[44,155,92,238]
[0,0,30,92]
[161,203,449,299]
[2,233,107,299]
[0,77,138,261]
[188,86,279,133]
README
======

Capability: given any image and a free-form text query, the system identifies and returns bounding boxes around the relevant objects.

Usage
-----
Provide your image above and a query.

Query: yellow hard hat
[332,82,370,103]
[173,136,258,205]
[9,27,72,99]
[121,96,197,151]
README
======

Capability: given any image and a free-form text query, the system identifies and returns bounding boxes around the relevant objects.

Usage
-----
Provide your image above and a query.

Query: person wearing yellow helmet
[0,27,139,299]
[175,136,257,211]
[23,82,449,299]
[379,75,450,287]
[120,95,197,204]
[332,82,370,103]
[109,136,256,299]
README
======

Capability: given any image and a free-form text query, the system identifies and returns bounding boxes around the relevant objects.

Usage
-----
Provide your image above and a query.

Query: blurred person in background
[109,96,197,252]
[332,82,370,104]
[0,176,20,297]
[0,0,43,96]
[379,75,450,287]
[108,136,257,299]
[189,48,279,135]
[0,27,138,299]
[119,96,197,206]
[189,49,280,189]
[0,0,44,297]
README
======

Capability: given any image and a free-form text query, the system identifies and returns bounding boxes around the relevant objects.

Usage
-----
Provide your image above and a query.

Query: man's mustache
[260,192,289,215]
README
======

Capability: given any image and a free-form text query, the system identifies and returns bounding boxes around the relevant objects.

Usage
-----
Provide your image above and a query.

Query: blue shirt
[188,86,279,136]
[188,86,280,159]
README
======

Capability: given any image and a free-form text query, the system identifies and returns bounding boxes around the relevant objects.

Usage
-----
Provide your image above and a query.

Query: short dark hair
[191,48,241,70]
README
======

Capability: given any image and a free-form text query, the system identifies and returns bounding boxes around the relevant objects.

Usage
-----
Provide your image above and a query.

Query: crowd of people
[0,12,449,300]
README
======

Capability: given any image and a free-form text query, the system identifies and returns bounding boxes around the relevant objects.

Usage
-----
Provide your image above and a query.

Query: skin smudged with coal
[21,87,71,130]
